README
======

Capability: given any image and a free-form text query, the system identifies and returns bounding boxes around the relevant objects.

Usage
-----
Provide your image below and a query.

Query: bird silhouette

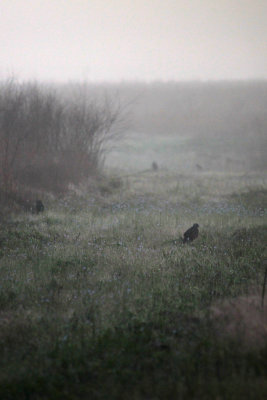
[36,200,44,214]
[183,223,199,243]
[152,161,158,171]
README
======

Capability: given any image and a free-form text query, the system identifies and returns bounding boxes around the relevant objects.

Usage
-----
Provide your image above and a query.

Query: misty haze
[0,1,267,399]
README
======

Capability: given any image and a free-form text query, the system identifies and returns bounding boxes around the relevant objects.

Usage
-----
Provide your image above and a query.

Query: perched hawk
[152,161,158,171]
[183,223,199,243]
[36,200,44,214]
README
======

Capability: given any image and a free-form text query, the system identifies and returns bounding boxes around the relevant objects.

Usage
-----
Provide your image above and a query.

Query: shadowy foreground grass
[0,171,267,399]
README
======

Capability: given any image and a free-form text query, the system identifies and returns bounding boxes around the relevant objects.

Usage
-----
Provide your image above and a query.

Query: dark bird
[183,223,199,243]
[36,200,44,214]
[152,161,158,171]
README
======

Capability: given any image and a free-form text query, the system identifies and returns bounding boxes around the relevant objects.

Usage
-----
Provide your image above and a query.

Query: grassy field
[0,132,267,399]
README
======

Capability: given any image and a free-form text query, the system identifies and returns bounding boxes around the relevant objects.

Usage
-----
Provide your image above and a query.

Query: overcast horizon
[1,0,267,83]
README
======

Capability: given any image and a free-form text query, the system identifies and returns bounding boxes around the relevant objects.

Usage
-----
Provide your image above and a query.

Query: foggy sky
[1,0,266,82]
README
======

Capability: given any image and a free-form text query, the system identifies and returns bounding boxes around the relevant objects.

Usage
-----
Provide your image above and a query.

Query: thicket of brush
[0,79,123,208]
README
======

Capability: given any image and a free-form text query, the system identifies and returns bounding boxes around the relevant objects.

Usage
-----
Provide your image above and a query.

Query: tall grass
[0,164,266,399]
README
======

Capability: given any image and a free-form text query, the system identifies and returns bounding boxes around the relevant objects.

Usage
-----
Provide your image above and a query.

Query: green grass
[0,133,267,399]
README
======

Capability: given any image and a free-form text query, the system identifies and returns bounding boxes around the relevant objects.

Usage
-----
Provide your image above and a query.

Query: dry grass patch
[211,291,267,349]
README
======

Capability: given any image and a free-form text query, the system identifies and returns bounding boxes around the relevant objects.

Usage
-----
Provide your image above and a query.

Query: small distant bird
[36,200,44,214]
[196,164,203,171]
[183,223,199,243]
[152,161,158,171]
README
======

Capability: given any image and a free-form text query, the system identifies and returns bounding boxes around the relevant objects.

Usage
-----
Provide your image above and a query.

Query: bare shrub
[0,79,65,194]
[0,79,125,203]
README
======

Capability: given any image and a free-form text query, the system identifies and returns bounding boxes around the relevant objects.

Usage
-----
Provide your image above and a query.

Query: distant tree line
[0,79,124,197]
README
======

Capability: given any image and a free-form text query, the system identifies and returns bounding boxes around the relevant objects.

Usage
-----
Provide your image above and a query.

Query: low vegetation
[0,81,266,398]
[0,165,266,399]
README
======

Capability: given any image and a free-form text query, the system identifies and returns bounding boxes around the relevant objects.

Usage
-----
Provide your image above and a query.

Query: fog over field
[99,80,267,172]
[1,1,267,400]
[2,0,266,173]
